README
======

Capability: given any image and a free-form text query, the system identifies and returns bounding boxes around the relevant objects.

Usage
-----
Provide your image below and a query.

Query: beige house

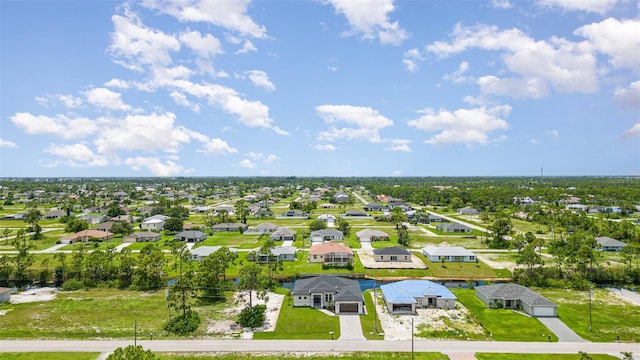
[308,242,353,266]
[60,229,113,244]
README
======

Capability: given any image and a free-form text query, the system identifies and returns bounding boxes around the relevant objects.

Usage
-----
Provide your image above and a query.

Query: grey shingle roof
[373,246,411,256]
[476,283,556,307]
[595,236,627,248]
[292,275,363,302]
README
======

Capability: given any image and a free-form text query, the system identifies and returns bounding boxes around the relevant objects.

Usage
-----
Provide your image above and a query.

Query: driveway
[338,315,366,340]
[359,241,373,252]
[537,317,586,342]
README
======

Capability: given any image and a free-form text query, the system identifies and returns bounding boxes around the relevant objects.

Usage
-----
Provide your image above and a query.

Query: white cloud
[314,144,336,151]
[325,0,409,45]
[104,78,130,89]
[427,23,599,97]
[125,156,192,176]
[491,0,512,9]
[613,81,640,109]
[386,139,411,152]
[44,143,109,167]
[94,112,190,155]
[574,18,640,72]
[170,91,201,112]
[239,159,255,168]
[0,138,17,149]
[545,129,560,140]
[247,151,264,160]
[392,170,404,175]
[264,154,278,164]
[141,0,267,38]
[402,48,424,72]
[622,123,640,138]
[245,70,275,91]
[200,138,237,155]
[537,0,620,14]
[235,40,257,54]
[316,104,393,143]
[443,61,471,84]
[179,30,222,59]
[244,152,278,164]
[10,113,99,139]
[407,105,511,146]
[85,88,132,111]
[35,94,83,108]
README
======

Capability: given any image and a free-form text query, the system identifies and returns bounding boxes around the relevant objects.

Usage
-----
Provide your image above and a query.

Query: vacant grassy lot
[0,353,99,360]
[426,258,498,279]
[199,232,264,249]
[361,290,384,340]
[452,289,558,342]
[253,294,340,340]
[0,288,237,339]
[475,354,618,360]
[537,288,640,342]
[159,353,449,360]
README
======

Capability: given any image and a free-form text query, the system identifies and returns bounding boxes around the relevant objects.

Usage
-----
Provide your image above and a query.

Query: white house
[422,245,476,262]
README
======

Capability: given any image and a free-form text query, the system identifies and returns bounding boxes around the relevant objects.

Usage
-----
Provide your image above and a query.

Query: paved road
[538,318,586,342]
[0,339,636,355]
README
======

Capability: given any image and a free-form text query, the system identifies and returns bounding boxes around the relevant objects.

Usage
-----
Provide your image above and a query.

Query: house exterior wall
[0,289,10,303]
[428,254,475,262]
[475,291,491,306]
[278,253,296,261]
[374,254,411,262]
[293,294,311,307]
[437,298,456,309]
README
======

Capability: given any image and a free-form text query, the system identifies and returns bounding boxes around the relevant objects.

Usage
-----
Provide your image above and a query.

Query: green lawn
[537,288,640,342]
[452,288,559,342]
[198,232,264,249]
[253,294,340,339]
[426,258,503,279]
[0,353,100,360]
[475,354,618,360]
[59,238,123,251]
[361,290,384,340]
[159,353,449,360]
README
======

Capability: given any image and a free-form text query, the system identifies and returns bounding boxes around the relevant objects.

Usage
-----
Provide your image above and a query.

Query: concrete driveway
[338,315,366,340]
[537,317,586,342]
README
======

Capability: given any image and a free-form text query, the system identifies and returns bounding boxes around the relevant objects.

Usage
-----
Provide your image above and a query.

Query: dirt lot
[9,287,58,304]
[359,252,428,269]
[206,291,284,339]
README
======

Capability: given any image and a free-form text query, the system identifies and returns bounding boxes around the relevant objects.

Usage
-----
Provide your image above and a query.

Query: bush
[106,345,158,360]
[165,309,201,335]
[61,278,85,291]
[238,304,266,328]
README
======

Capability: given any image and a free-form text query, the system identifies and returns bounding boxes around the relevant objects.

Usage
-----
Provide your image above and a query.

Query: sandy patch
[359,252,428,269]
[476,253,516,272]
[206,291,284,338]
[371,292,484,340]
[10,287,58,304]
[606,288,640,306]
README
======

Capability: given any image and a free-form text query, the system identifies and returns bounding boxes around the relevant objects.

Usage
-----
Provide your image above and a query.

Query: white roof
[422,245,476,257]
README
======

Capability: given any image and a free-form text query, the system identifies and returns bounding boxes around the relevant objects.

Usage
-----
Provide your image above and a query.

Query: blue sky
[1,0,639,177]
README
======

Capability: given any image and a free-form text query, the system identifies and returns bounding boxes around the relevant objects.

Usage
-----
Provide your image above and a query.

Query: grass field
[452,289,559,342]
[361,290,384,340]
[0,353,100,360]
[253,294,340,339]
[475,354,618,360]
[426,258,499,279]
[537,288,640,342]
[158,353,449,360]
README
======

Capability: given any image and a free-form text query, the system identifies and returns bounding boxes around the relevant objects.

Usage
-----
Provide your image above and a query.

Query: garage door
[339,303,359,313]
[533,306,556,317]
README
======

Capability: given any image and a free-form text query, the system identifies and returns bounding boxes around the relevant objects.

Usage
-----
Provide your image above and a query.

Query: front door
[313,295,322,307]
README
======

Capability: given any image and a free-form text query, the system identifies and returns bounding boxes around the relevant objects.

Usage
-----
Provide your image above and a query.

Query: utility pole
[134,318,137,346]
[589,288,593,332]
[373,286,378,333]
[411,317,415,360]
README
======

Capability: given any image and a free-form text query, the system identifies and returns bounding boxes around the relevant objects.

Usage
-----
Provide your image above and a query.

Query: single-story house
[0,287,10,303]
[212,223,248,232]
[364,202,386,211]
[475,283,557,317]
[245,222,278,234]
[428,214,449,223]
[277,210,309,219]
[213,204,235,214]
[77,214,107,225]
[457,207,479,215]
[144,214,170,222]
[190,246,238,262]
[436,222,472,233]
[317,213,337,222]
[174,230,207,243]
[60,230,113,244]
[319,203,336,209]
[422,245,476,262]
[380,280,457,314]
[110,215,139,223]
[310,229,344,243]
[373,246,412,262]
[595,236,627,252]
[43,210,66,219]
[123,231,161,243]
[251,245,297,262]
[343,210,369,218]
[94,221,114,232]
[308,242,353,266]
[270,227,297,241]
[292,275,364,314]
[356,229,390,242]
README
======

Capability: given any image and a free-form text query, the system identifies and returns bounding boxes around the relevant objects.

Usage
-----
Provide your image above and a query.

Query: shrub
[165,309,201,335]
[106,345,158,360]
[238,304,266,328]
[61,278,85,291]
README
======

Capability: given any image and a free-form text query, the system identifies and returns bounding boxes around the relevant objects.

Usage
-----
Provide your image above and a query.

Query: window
[380,256,384,260]
[391,256,398,261]
[313,255,317,259]
[298,296,302,299]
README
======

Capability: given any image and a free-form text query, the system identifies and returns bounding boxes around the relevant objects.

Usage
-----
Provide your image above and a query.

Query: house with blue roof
[380,280,456,315]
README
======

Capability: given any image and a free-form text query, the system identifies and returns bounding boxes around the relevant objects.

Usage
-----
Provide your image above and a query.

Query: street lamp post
[411,317,415,360]
[374,286,378,333]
